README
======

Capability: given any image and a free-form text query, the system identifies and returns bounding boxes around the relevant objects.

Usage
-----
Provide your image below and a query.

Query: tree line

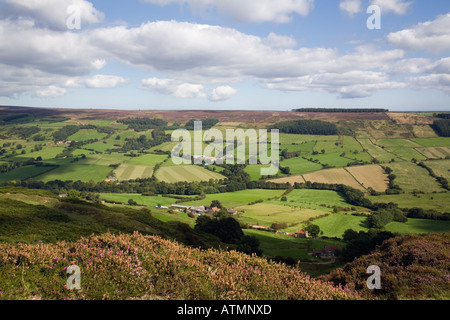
[272,119,338,135]
[431,119,450,137]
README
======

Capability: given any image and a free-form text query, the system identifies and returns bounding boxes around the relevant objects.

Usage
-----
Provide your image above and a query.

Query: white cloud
[142,0,315,23]
[262,33,297,49]
[83,75,129,89]
[388,14,450,53]
[0,0,104,30]
[35,85,66,97]
[210,86,238,101]
[370,0,412,15]
[407,74,450,94]
[340,0,362,17]
[141,78,206,99]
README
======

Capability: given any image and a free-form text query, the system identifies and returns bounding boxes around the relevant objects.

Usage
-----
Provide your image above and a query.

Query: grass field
[68,129,107,142]
[313,213,450,238]
[313,214,368,238]
[0,165,57,183]
[14,146,66,161]
[245,164,277,180]
[271,189,355,212]
[280,157,323,175]
[126,154,169,166]
[243,228,344,262]
[423,160,450,180]
[368,193,450,212]
[411,137,450,147]
[100,193,176,207]
[388,162,444,193]
[82,142,118,153]
[155,165,225,183]
[35,163,112,182]
[114,164,154,180]
[385,219,450,235]
[303,168,365,191]
[345,165,388,192]
[237,203,327,229]
[357,138,401,163]
[417,147,450,159]
[308,153,353,167]
[190,189,285,208]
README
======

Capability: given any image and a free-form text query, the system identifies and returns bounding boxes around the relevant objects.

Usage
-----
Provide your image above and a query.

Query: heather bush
[0,232,360,300]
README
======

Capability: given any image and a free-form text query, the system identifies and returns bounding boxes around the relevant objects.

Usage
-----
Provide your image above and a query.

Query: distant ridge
[293,108,389,113]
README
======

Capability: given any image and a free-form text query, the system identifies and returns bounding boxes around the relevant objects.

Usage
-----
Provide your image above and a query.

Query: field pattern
[114,164,154,180]
[388,162,443,193]
[345,165,388,192]
[303,168,365,191]
[155,165,225,183]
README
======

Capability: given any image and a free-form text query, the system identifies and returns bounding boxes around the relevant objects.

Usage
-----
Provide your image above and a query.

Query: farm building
[313,245,342,259]
[295,230,309,238]
[171,205,191,210]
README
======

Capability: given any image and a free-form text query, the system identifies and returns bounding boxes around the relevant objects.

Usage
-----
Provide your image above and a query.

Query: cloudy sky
[0,0,449,111]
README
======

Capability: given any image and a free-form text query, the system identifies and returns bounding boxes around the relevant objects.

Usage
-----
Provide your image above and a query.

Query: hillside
[0,232,360,300]
[321,233,450,300]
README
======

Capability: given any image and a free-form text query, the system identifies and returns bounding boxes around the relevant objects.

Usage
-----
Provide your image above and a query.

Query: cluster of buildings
[251,226,310,239]
[313,245,342,259]
[169,204,237,216]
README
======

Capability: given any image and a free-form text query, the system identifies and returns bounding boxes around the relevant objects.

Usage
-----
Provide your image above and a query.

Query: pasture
[345,165,388,192]
[388,162,444,193]
[280,157,323,175]
[114,164,154,181]
[155,165,225,183]
[238,203,327,229]
[368,192,450,213]
[424,160,450,180]
[303,168,365,191]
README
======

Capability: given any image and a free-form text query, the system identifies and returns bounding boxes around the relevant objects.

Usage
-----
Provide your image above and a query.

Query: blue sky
[0,0,449,111]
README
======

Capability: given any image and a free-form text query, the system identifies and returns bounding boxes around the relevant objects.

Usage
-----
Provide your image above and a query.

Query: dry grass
[303,168,365,191]
[345,165,389,192]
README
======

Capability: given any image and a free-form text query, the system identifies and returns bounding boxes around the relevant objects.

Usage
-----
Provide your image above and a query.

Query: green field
[308,152,354,167]
[35,164,112,182]
[114,164,154,180]
[126,154,169,166]
[155,165,225,183]
[368,193,450,213]
[82,142,118,153]
[280,157,323,175]
[313,214,368,238]
[411,137,450,147]
[100,193,176,207]
[68,129,108,142]
[388,162,444,193]
[424,160,450,180]
[385,219,450,234]
[190,189,285,208]
[245,164,277,180]
[13,146,66,161]
[0,165,56,183]
[237,203,326,230]
[272,189,355,212]
[243,228,344,262]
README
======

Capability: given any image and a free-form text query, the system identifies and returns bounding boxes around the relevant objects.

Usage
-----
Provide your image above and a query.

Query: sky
[0,0,450,111]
